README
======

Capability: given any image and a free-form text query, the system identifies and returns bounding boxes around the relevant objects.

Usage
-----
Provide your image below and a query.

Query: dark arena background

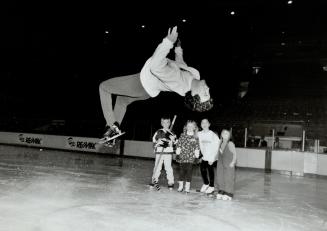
[1,1,327,230]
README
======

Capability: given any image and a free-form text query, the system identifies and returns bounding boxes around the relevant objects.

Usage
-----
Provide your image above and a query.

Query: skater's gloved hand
[229,162,235,168]
[169,135,176,142]
[175,147,181,155]
[194,150,200,158]
[156,139,164,146]
[167,26,178,44]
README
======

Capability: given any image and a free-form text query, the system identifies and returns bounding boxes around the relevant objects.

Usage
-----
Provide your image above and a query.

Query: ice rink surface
[0,145,326,231]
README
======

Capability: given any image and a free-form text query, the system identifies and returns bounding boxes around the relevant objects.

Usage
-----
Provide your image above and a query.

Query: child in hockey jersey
[150,116,176,190]
[175,120,200,193]
[198,119,220,194]
[216,129,237,200]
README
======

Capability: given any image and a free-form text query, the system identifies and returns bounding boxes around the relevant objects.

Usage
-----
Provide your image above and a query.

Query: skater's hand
[175,147,181,155]
[176,39,181,47]
[156,139,164,146]
[169,135,176,142]
[194,150,200,158]
[229,162,235,168]
[167,26,178,44]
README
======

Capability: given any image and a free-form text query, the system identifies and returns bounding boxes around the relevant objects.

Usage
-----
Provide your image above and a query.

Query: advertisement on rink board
[66,137,97,151]
[0,131,119,155]
[18,133,43,146]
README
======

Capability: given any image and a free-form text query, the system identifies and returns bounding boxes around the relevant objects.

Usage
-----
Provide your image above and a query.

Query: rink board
[0,132,120,155]
[0,132,326,176]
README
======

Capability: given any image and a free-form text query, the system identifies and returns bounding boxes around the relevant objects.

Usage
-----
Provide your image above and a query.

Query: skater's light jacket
[153,129,175,154]
[198,130,220,163]
[140,37,200,97]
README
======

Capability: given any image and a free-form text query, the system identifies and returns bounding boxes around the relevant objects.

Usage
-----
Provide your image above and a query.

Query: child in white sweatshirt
[197,119,220,194]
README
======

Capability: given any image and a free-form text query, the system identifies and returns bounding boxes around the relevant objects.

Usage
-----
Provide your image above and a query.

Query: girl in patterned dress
[175,120,200,193]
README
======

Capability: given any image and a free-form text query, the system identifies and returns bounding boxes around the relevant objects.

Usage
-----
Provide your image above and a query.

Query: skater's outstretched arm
[150,26,178,72]
[174,39,186,65]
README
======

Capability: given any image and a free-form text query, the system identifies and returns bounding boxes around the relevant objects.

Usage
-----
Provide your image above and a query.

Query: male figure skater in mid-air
[99,26,213,144]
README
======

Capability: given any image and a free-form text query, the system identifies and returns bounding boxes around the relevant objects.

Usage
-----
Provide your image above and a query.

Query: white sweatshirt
[198,130,220,163]
[140,38,200,97]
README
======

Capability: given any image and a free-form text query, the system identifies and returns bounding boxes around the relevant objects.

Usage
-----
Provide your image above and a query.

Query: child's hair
[221,129,234,143]
[184,91,214,112]
[183,120,199,138]
[161,116,171,121]
[201,118,210,123]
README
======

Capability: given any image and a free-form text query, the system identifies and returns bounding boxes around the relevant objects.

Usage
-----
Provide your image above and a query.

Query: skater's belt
[155,147,174,153]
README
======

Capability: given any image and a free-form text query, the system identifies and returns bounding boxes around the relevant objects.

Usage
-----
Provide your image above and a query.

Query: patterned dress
[176,133,200,163]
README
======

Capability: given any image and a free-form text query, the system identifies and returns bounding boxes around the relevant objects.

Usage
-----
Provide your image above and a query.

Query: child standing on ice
[198,119,220,194]
[150,116,176,190]
[216,129,237,200]
[175,120,200,193]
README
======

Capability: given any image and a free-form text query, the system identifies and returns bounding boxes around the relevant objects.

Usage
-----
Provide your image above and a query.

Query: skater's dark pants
[178,163,193,182]
[200,160,215,187]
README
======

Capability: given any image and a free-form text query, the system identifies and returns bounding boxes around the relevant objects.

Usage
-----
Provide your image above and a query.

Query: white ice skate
[200,184,209,193]
[205,187,215,194]
[149,181,160,191]
[177,181,184,192]
[216,193,224,200]
[222,194,232,201]
[185,182,190,193]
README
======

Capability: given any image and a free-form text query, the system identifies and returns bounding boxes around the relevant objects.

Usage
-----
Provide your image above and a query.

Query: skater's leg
[200,160,210,192]
[100,73,148,98]
[177,181,184,192]
[99,82,116,127]
[203,162,215,194]
[113,93,150,125]
[200,160,209,185]
[208,163,215,187]
[184,163,193,183]
[113,96,138,125]
[152,154,164,183]
[224,165,235,197]
[216,160,225,199]
[178,163,185,192]
[99,73,149,127]
[184,163,193,193]
[163,155,174,186]
[216,160,224,192]
[185,181,191,193]
[179,163,186,182]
